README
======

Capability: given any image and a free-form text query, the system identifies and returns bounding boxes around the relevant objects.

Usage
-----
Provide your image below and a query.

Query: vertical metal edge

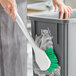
[31,20,36,76]
[61,23,64,76]
[64,23,68,76]
[61,23,68,76]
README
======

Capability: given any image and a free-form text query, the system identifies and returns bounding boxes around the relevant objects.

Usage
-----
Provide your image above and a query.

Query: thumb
[54,5,58,12]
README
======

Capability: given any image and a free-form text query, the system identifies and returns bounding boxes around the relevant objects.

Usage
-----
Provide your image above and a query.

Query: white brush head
[34,48,51,71]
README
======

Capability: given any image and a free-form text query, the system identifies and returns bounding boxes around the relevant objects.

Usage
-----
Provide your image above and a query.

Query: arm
[53,0,72,19]
[0,0,17,21]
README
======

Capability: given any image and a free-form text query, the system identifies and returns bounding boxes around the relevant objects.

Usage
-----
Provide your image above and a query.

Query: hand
[0,0,17,21]
[53,0,72,19]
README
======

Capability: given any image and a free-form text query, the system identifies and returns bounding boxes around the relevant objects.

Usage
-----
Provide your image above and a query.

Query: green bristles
[44,48,58,72]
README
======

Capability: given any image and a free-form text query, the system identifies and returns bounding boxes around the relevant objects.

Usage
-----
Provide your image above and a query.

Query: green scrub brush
[44,48,58,72]
[16,11,58,72]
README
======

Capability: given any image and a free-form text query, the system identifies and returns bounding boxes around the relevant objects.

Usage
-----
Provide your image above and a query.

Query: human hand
[53,0,72,19]
[0,0,17,21]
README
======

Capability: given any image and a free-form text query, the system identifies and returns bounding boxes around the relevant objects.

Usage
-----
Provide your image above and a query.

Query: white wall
[65,0,76,8]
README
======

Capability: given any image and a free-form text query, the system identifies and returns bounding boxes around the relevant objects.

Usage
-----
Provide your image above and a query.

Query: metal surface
[30,9,76,76]
[30,19,68,76]
[68,23,76,76]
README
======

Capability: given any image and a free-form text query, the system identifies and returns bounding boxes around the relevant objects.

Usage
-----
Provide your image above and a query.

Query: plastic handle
[16,12,51,71]
[16,12,39,51]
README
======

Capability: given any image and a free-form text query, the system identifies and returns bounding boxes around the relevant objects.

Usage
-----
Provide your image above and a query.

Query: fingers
[66,7,70,18]
[53,0,72,19]
[11,2,16,21]
[67,6,72,14]
[53,2,58,12]
[64,6,72,19]
[7,4,16,21]
[53,0,58,12]
[55,5,58,12]
[0,0,17,22]
[60,7,64,19]
[64,7,68,19]
[6,4,12,15]
[7,0,16,22]
[12,7,16,22]
[59,5,72,19]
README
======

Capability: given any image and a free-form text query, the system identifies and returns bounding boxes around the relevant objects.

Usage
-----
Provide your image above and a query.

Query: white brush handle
[16,12,39,51]
[16,12,51,71]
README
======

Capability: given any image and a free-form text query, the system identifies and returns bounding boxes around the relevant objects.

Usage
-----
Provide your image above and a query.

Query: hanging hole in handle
[57,23,59,44]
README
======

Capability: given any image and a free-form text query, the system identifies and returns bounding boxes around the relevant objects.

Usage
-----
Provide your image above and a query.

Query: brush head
[44,48,58,72]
